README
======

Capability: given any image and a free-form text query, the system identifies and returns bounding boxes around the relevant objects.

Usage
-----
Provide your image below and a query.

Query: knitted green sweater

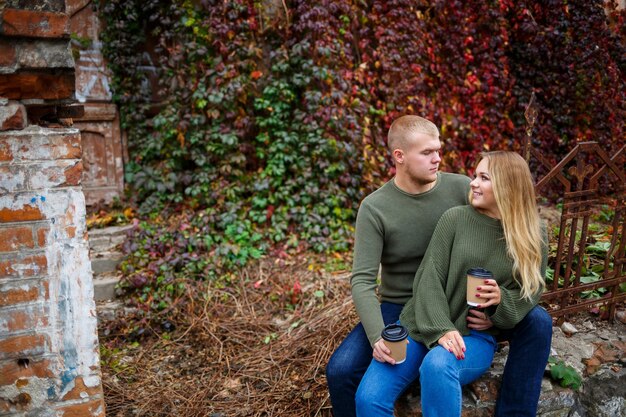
[351,172,470,346]
[399,205,548,348]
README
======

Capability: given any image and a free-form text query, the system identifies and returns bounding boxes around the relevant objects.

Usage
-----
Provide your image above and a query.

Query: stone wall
[0,2,105,416]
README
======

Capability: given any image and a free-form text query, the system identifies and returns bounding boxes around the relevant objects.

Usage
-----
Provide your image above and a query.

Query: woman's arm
[486,232,549,329]
[412,211,458,348]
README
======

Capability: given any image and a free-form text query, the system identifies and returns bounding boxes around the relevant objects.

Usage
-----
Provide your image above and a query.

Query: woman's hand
[476,279,501,308]
[438,330,465,360]
[372,339,396,364]
[467,308,493,330]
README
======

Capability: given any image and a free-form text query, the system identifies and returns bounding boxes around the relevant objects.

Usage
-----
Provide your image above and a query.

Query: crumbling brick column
[0,2,106,416]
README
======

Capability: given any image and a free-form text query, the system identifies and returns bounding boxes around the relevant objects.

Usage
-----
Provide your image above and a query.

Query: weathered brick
[17,39,74,69]
[10,0,66,13]
[36,226,49,247]
[29,160,82,189]
[0,137,11,161]
[1,9,69,38]
[61,376,103,401]
[0,398,10,413]
[0,253,47,278]
[0,72,75,100]
[62,161,82,186]
[0,102,27,131]
[0,41,16,67]
[0,306,49,332]
[0,285,40,305]
[55,399,105,417]
[0,205,44,223]
[0,226,35,252]
[0,129,81,161]
[0,334,47,356]
[0,165,27,194]
[65,226,76,239]
[0,358,55,385]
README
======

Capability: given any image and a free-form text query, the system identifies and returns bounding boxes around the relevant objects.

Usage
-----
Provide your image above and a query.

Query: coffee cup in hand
[466,268,493,307]
[381,323,409,364]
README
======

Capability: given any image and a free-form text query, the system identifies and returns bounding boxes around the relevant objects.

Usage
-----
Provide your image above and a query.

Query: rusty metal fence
[528,141,626,320]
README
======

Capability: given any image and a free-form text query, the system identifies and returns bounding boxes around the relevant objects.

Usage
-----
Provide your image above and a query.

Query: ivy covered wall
[97,0,625,308]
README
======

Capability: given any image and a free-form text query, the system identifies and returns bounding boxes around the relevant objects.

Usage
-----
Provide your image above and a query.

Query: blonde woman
[355,151,549,417]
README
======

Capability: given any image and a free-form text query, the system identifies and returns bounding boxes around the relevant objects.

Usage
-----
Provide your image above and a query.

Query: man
[326,115,552,416]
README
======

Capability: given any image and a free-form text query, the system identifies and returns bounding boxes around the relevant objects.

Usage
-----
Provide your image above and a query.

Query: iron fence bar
[532,139,625,319]
[546,292,626,317]
[542,275,626,299]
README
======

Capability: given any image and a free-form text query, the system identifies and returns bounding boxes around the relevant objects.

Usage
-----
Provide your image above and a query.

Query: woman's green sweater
[399,205,548,348]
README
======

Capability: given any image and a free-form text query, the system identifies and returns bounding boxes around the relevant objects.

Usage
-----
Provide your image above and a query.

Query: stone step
[95,299,137,325]
[88,224,133,252]
[90,250,124,275]
[93,271,122,301]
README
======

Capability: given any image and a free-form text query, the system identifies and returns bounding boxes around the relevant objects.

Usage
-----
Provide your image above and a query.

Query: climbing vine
[99,0,626,311]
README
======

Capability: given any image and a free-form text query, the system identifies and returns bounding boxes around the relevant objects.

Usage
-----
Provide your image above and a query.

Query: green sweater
[351,172,470,346]
[399,205,548,348]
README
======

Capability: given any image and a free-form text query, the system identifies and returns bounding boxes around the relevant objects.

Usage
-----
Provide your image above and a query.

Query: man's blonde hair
[388,115,439,153]
[479,151,545,300]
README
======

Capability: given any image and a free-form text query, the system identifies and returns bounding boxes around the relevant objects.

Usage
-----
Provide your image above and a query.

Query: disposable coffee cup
[466,268,493,307]
[381,324,409,364]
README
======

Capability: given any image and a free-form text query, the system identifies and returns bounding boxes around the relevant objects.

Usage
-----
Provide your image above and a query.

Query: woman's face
[470,158,500,219]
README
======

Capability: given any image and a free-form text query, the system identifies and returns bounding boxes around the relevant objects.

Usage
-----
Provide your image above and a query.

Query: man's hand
[467,308,493,331]
[372,339,396,364]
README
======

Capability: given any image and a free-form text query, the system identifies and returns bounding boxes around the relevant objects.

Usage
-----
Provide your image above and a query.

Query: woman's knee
[355,378,390,415]
[419,349,455,381]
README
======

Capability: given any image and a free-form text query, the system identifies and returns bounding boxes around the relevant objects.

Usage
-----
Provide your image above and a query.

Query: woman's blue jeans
[326,304,552,417]
[326,303,404,416]
[355,330,497,417]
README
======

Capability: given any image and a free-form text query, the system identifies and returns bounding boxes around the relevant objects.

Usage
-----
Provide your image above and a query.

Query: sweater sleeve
[350,202,385,346]
[489,227,549,329]
[412,212,458,348]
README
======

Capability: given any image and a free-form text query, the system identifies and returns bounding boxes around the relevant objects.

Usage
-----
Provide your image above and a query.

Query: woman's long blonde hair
[480,151,545,299]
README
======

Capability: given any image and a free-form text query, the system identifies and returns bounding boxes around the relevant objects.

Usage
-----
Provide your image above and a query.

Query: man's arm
[350,202,386,347]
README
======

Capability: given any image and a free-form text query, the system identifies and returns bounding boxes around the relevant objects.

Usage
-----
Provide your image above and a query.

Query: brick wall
[0,2,105,416]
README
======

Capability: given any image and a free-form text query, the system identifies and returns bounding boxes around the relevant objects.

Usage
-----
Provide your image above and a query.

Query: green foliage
[547,357,583,390]
[99,0,626,311]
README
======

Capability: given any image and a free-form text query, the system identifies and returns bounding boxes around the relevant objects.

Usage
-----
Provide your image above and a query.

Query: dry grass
[100,255,357,417]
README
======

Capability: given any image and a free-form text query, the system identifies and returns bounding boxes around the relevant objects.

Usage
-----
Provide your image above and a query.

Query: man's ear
[392,148,404,164]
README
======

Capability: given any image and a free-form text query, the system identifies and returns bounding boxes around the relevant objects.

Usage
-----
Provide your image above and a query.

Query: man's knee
[517,306,553,341]
[326,351,349,384]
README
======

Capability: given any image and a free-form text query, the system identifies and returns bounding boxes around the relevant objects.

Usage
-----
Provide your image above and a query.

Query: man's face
[400,132,442,186]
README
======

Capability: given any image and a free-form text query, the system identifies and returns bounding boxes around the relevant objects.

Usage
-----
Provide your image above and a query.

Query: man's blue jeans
[325,304,552,417]
[355,330,497,417]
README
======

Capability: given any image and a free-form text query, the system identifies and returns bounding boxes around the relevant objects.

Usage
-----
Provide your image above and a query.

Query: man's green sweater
[400,205,548,348]
[351,172,470,346]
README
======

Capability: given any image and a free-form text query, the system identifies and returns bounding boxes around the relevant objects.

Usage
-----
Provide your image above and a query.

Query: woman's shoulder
[441,205,473,218]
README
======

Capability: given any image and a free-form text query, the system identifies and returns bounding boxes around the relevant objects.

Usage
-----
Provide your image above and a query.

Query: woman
[355,151,548,416]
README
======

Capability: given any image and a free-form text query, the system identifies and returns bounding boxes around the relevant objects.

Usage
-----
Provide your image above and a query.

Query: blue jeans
[326,302,404,417]
[326,305,552,417]
[355,330,497,417]
[494,305,553,417]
